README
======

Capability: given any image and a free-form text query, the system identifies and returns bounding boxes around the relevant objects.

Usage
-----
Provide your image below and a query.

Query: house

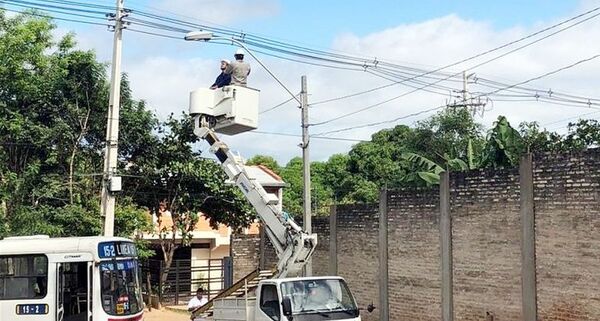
[141,164,284,299]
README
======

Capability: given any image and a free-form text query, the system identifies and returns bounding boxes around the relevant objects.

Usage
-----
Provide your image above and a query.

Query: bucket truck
[188,85,373,321]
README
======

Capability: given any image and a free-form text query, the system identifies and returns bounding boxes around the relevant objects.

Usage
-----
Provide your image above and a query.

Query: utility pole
[100,0,126,237]
[462,71,468,102]
[448,71,486,116]
[300,75,312,276]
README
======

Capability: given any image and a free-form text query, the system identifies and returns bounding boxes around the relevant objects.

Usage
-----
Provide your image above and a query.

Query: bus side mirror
[282,297,293,317]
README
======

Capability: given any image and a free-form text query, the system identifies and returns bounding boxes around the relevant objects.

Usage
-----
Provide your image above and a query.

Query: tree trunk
[68,106,90,204]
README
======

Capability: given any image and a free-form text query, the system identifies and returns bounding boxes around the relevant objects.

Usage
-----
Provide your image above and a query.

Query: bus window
[0,255,48,300]
[99,260,143,316]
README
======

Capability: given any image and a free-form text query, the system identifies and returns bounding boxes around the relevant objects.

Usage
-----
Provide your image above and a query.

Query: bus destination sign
[98,241,137,259]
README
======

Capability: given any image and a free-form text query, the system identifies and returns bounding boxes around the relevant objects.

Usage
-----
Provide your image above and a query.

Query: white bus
[0,235,144,321]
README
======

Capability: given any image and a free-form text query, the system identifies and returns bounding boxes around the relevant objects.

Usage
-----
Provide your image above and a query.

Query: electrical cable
[1,7,109,26]
[308,6,600,106]
[260,96,298,115]
[309,10,600,127]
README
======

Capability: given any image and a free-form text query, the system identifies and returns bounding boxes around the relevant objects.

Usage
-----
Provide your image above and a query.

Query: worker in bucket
[225,48,251,86]
[210,59,232,89]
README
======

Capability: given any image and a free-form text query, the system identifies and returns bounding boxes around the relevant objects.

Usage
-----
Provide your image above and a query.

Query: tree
[0,12,158,240]
[279,157,304,216]
[407,107,485,166]
[481,116,524,168]
[519,121,562,154]
[561,119,600,151]
[123,114,253,288]
[246,155,281,175]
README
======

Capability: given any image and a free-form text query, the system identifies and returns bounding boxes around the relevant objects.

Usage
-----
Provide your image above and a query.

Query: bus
[0,235,144,321]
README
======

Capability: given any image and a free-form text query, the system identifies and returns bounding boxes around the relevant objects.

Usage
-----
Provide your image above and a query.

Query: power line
[309,9,600,127]
[1,0,111,15]
[11,0,599,115]
[314,105,446,136]
[1,6,109,26]
[127,28,182,40]
[543,110,600,127]
[250,131,367,143]
[315,53,600,136]
[7,0,600,140]
[307,6,600,106]
[259,96,298,115]
[475,77,600,103]
[476,53,600,100]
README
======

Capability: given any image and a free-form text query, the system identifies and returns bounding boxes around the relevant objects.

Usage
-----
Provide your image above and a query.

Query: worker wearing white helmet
[225,48,251,86]
[210,58,232,89]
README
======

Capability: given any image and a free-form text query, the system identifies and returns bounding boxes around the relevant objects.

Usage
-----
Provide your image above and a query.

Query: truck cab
[212,277,361,321]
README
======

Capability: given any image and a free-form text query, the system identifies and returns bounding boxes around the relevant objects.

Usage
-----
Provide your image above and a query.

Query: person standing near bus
[188,287,208,312]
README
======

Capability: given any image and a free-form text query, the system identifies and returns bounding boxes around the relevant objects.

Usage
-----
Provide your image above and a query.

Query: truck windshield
[281,279,358,319]
[99,259,143,316]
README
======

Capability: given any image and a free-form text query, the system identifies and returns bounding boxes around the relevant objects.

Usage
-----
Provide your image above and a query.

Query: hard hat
[221,59,230,64]
[235,48,245,56]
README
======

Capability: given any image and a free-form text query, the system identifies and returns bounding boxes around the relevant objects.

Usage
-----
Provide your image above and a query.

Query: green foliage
[0,11,110,237]
[400,152,444,186]
[279,157,303,216]
[481,116,524,168]
[246,155,281,174]
[561,119,600,151]
[407,108,485,165]
[519,121,563,154]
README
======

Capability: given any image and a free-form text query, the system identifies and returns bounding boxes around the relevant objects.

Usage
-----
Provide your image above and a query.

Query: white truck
[189,85,373,321]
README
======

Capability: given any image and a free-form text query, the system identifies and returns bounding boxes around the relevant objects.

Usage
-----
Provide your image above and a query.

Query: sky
[3,0,600,165]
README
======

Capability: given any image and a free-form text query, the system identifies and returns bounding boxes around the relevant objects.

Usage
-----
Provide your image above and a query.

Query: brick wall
[231,234,260,281]
[335,204,380,321]
[312,216,330,276]
[231,149,600,321]
[451,169,522,321]
[387,188,441,321]
[534,151,600,321]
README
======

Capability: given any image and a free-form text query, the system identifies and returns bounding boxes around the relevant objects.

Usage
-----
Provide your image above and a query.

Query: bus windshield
[100,259,143,316]
[280,279,359,319]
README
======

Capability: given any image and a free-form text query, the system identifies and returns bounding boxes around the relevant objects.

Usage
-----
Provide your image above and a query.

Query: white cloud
[94,3,600,164]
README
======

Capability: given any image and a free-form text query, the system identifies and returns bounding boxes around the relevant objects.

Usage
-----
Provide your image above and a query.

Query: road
[143,308,192,321]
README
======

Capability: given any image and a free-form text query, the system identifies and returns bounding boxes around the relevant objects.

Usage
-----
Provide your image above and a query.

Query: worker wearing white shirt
[188,288,208,312]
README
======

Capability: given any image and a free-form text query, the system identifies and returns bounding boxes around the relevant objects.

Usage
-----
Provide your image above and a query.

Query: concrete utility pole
[462,70,468,102]
[448,71,486,115]
[300,75,312,276]
[101,0,126,237]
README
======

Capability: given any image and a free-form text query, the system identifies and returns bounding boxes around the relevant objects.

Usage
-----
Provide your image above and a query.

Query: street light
[184,31,301,105]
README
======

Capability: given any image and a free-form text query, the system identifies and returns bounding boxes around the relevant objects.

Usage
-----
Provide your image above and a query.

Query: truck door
[257,284,281,321]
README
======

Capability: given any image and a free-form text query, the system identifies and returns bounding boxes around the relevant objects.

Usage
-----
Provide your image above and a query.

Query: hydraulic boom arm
[192,115,317,277]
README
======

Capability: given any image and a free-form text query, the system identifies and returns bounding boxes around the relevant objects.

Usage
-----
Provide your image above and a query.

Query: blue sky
[255,0,579,42]
[3,0,599,164]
